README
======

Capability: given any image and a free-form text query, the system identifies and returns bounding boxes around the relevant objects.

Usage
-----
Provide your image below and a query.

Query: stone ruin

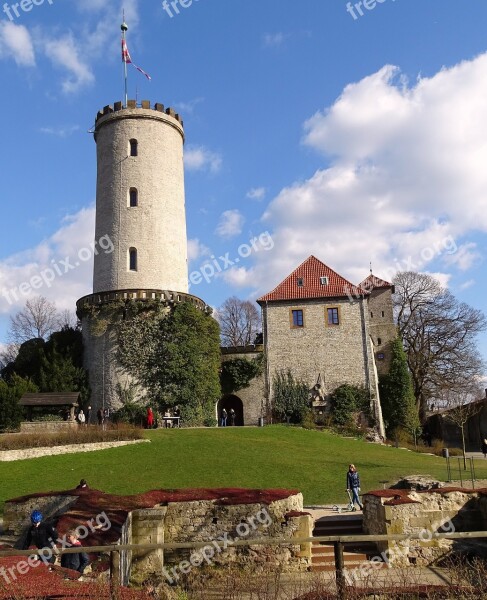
[363,485,487,566]
[3,487,313,585]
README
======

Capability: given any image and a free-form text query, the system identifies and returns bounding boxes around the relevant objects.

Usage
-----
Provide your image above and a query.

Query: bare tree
[217,296,261,347]
[393,272,487,422]
[57,309,78,330]
[8,296,61,345]
[442,385,484,469]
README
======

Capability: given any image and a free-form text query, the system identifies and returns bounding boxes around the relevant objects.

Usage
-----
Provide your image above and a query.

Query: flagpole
[121,18,128,107]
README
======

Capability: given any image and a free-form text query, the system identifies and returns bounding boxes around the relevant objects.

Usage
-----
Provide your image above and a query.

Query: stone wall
[363,488,487,566]
[366,287,397,376]
[263,297,378,403]
[220,347,266,426]
[4,496,78,537]
[19,421,78,434]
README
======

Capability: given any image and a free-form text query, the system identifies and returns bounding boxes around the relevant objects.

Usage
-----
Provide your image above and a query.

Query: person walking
[22,510,59,564]
[220,408,227,427]
[346,464,363,510]
[60,529,90,575]
[482,438,487,458]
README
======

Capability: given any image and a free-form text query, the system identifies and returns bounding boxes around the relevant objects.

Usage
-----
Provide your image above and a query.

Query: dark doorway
[218,395,244,426]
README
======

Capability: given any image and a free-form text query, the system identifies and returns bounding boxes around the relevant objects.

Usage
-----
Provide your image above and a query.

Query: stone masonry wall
[264,298,378,401]
[220,348,266,426]
[367,288,397,376]
[93,105,188,294]
[4,496,78,537]
[363,489,487,566]
[141,493,312,578]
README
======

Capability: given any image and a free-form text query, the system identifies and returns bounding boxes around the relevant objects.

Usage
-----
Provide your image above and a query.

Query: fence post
[470,457,475,490]
[110,549,121,600]
[334,541,347,600]
[458,458,463,487]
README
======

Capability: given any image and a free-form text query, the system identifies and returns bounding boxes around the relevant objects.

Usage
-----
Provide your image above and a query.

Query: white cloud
[187,238,211,262]
[215,210,245,239]
[39,125,80,138]
[0,207,95,320]
[175,97,204,115]
[263,32,286,48]
[43,34,95,93]
[184,145,222,173]
[459,279,475,291]
[242,53,487,298]
[246,187,266,201]
[0,22,35,67]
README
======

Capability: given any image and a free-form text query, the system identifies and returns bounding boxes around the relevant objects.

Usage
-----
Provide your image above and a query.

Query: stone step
[311,560,388,572]
[311,551,368,564]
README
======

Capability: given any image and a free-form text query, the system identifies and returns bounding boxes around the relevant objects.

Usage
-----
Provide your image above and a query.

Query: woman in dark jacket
[346,464,364,510]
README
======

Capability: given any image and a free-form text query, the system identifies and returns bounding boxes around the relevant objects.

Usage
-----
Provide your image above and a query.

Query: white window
[320,276,329,286]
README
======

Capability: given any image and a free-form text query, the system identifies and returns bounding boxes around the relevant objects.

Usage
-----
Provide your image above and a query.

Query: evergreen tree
[379,337,419,437]
[272,370,309,424]
[118,302,222,426]
[0,374,38,432]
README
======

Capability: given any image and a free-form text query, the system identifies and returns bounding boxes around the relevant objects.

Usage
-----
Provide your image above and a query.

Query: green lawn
[0,426,484,514]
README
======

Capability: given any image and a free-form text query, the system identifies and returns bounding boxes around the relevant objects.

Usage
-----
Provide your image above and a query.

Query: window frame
[129,188,138,207]
[129,139,138,157]
[129,247,138,272]
[325,306,340,327]
[289,308,305,329]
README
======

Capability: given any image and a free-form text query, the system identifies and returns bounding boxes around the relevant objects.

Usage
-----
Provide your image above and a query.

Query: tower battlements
[95,100,184,138]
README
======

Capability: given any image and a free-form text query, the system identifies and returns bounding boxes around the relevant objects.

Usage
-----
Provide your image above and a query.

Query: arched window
[129,188,138,207]
[129,248,137,271]
[129,139,138,157]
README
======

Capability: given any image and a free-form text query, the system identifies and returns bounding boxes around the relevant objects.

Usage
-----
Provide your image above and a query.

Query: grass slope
[1,426,483,513]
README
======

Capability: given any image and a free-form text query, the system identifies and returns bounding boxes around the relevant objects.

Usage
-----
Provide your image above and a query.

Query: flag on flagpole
[122,38,152,81]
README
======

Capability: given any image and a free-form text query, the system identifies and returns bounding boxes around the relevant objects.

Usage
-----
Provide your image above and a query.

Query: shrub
[272,370,309,424]
[0,425,144,451]
[330,384,369,428]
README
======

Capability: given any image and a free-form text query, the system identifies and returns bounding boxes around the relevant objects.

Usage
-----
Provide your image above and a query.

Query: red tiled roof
[257,256,367,303]
[359,274,393,290]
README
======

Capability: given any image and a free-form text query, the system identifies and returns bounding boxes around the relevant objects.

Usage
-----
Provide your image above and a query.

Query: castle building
[77,100,208,411]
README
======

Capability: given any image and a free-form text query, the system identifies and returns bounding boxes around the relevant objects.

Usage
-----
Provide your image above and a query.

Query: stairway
[311,513,386,572]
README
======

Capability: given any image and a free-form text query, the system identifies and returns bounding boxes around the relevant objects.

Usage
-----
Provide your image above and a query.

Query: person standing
[220,408,227,427]
[77,410,86,426]
[86,405,92,425]
[22,510,59,564]
[147,407,154,429]
[346,464,363,510]
[60,529,90,574]
[229,408,236,426]
[482,438,487,458]
[97,408,104,426]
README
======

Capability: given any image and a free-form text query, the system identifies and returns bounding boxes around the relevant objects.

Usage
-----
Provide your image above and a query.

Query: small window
[377,338,382,346]
[129,248,137,271]
[291,309,304,328]
[370,312,373,318]
[129,139,138,157]
[129,188,138,207]
[320,276,329,286]
[381,311,385,318]
[297,278,304,287]
[327,308,339,326]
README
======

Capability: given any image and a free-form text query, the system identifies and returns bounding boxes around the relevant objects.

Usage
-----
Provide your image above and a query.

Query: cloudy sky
[0,0,487,365]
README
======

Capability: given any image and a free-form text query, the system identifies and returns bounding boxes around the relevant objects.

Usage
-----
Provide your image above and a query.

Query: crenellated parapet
[76,288,209,319]
[95,100,183,128]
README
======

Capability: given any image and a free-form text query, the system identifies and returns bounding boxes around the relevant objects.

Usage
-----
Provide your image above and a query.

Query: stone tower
[77,101,207,413]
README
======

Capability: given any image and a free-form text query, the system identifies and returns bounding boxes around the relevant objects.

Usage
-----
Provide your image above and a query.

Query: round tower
[93,100,188,293]
[77,101,207,414]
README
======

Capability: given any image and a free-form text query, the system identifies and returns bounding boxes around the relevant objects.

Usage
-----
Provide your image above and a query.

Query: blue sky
[0,0,487,371]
